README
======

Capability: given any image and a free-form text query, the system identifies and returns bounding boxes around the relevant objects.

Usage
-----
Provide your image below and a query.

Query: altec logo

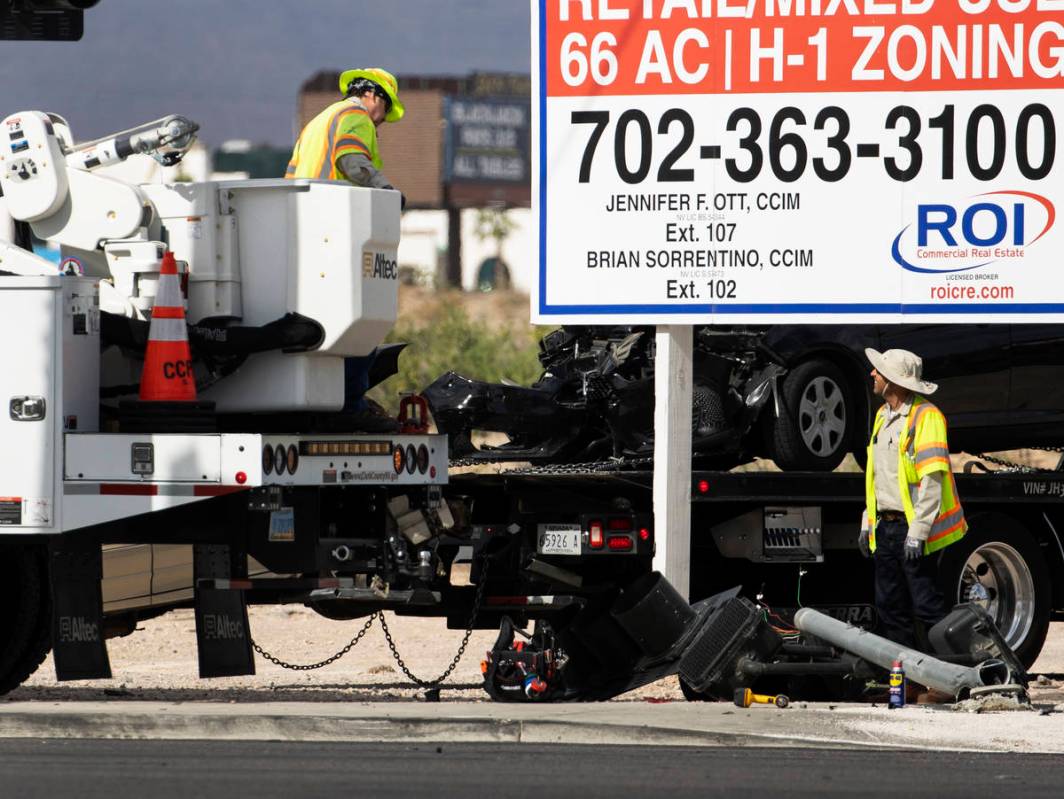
[892,191,1055,274]
[58,616,100,643]
[362,251,398,280]
[203,613,245,640]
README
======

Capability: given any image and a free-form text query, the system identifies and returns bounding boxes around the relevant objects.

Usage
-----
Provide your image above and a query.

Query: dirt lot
[9,606,1064,706]
[11,607,571,703]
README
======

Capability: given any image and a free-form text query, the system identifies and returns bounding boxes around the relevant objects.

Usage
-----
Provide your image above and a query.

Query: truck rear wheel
[936,515,1050,669]
[0,545,51,695]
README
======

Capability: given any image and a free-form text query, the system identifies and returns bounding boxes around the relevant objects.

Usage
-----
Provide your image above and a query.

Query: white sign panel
[532,0,1064,323]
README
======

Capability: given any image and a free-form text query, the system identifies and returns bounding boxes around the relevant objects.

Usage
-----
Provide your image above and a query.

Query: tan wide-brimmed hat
[865,348,938,394]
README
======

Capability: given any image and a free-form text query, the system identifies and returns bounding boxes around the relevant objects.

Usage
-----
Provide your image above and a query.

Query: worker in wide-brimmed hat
[860,348,967,659]
[285,67,405,204]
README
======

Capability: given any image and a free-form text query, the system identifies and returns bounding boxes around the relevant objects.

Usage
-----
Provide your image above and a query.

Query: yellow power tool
[733,688,790,708]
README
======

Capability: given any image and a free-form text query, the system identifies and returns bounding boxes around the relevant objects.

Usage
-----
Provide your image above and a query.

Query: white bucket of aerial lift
[139,178,401,412]
[140,179,401,351]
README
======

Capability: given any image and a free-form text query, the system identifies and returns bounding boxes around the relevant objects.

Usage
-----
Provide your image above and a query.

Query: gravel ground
[8,608,1064,707]
[9,604,685,703]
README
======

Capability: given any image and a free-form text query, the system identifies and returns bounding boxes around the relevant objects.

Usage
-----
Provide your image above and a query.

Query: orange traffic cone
[139,251,197,402]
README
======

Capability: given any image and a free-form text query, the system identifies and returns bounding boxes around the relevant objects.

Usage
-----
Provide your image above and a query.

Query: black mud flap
[49,540,111,681]
[194,545,254,678]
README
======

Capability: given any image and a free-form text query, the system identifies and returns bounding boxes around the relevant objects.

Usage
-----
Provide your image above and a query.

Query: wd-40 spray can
[888,660,906,709]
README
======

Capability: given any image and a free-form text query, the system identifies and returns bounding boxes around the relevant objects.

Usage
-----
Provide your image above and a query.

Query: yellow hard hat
[339,67,405,123]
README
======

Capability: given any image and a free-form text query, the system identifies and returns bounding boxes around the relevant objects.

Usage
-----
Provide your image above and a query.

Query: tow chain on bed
[449,456,654,474]
[970,447,1064,474]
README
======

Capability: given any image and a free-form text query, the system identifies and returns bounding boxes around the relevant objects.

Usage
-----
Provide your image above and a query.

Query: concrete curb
[0,709,924,749]
[3,699,1058,751]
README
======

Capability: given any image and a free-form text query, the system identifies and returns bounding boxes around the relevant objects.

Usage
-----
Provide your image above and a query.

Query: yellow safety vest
[284,99,381,181]
[865,395,967,555]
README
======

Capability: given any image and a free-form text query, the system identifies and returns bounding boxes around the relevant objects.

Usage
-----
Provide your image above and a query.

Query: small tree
[473,206,516,291]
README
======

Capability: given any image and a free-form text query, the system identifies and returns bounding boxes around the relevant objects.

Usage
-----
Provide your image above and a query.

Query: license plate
[537,524,582,555]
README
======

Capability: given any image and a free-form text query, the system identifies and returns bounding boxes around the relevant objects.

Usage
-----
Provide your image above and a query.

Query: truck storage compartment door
[0,276,60,531]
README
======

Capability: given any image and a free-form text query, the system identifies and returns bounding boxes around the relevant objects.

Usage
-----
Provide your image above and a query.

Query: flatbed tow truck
[0,108,1058,700]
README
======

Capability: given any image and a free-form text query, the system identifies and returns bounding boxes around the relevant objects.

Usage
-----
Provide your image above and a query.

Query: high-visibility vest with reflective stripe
[865,395,967,555]
[284,99,380,181]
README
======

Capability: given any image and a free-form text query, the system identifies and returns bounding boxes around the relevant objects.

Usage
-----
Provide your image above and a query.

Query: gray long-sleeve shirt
[337,152,395,191]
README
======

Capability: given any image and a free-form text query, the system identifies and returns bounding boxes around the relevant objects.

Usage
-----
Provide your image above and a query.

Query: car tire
[766,359,854,471]
[936,514,1051,669]
[0,545,51,696]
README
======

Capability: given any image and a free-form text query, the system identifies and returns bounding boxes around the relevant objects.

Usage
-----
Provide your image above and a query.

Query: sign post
[652,325,693,597]
[532,0,1064,592]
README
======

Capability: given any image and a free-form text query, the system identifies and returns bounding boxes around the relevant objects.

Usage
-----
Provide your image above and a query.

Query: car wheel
[766,359,853,471]
[936,515,1050,669]
[0,545,51,696]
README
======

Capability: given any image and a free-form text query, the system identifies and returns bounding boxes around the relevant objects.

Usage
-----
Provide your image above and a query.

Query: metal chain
[378,557,492,688]
[251,614,376,671]
[450,456,654,475]
[973,447,1064,474]
[512,456,654,475]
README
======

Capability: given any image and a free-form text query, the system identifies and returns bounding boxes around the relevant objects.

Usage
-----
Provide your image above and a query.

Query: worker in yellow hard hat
[285,67,405,204]
[286,69,405,417]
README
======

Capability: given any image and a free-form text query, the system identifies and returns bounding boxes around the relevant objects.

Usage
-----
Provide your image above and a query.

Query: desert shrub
[369,299,546,413]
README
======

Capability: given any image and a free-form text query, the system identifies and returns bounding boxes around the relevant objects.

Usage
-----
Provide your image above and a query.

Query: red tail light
[639,527,651,541]
[607,516,633,531]
[607,535,633,551]
[697,479,710,494]
[589,520,604,549]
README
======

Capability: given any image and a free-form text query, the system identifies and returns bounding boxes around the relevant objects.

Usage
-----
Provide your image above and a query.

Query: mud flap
[49,539,112,681]
[194,544,254,678]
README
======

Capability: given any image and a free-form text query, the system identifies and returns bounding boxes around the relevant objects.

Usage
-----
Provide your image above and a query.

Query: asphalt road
[1,741,1061,798]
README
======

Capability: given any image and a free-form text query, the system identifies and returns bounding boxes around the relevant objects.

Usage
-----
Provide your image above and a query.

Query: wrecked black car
[425,326,807,468]
[425,322,1064,471]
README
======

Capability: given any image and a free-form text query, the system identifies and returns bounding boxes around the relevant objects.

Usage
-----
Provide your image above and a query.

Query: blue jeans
[342,355,372,412]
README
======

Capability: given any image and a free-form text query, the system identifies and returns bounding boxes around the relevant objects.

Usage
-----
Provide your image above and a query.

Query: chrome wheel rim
[956,542,1035,651]
[797,376,847,457]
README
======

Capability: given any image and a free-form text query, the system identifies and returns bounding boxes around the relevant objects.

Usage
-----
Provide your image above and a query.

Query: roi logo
[891,191,1055,274]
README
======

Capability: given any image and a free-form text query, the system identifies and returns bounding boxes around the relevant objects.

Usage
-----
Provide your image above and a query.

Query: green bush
[369,302,547,413]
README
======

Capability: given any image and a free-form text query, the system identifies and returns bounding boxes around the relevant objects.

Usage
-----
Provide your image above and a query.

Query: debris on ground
[952,692,1033,713]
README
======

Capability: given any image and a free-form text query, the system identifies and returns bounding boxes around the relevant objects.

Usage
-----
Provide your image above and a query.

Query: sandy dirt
[9,606,1064,707]
[9,605,682,704]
